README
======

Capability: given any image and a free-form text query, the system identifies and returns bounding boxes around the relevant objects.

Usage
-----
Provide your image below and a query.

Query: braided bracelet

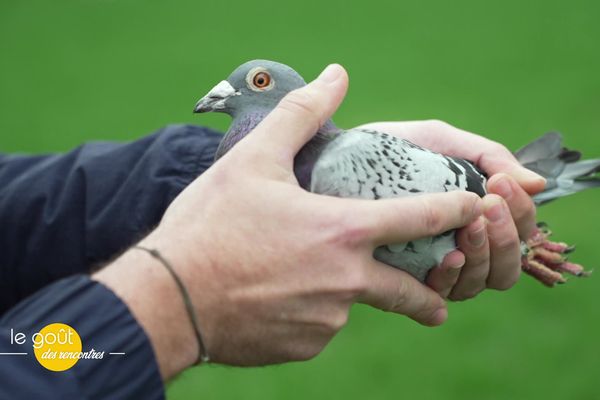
[133,245,210,364]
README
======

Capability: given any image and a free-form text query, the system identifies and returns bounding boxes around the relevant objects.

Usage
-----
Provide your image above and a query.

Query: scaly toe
[522,257,567,287]
[542,241,575,254]
[522,221,591,286]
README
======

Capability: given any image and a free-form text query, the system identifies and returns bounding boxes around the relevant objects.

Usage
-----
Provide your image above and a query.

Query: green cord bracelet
[133,245,210,364]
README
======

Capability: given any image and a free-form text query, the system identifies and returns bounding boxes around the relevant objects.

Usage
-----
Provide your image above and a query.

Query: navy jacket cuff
[0,274,165,399]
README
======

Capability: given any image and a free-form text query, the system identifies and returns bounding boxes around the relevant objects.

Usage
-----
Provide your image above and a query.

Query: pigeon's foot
[521,222,592,287]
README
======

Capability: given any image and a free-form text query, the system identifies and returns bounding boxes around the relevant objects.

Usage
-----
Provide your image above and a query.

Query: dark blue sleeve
[0,124,222,314]
[0,275,165,399]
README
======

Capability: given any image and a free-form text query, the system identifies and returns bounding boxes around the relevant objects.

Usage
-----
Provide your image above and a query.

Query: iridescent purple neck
[216,112,341,190]
[215,113,266,160]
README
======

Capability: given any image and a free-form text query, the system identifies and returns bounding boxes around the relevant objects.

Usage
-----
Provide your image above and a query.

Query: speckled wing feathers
[310,128,487,281]
[311,129,486,199]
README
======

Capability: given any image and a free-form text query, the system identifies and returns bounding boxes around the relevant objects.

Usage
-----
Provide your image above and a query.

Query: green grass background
[2,0,600,399]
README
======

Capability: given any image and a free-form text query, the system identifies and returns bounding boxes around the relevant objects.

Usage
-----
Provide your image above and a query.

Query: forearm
[0,125,221,313]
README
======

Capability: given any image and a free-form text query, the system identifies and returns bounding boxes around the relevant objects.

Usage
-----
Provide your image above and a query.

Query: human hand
[357,121,545,300]
[94,65,483,378]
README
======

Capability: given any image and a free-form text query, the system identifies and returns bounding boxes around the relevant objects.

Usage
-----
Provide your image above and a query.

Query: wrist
[92,239,198,379]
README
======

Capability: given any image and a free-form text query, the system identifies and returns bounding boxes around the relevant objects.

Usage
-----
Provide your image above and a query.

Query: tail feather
[532,179,600,204]
[561,158,600,180]
[514,132,563,163]
[515,132,600,205]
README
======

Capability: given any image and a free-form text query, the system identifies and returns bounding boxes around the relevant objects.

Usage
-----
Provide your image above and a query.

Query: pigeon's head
[193,59,306,117]
[193,60,310,160]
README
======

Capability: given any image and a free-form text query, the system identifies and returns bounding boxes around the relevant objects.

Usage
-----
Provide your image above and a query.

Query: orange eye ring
[253,72,271,89]
[246,67,275,91]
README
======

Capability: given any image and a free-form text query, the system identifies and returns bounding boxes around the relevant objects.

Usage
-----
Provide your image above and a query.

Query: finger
[249,64,348,159]
[358,261,447,326]
[346,191,482,246]
[448,216,491,301]
[478,154,545,196]
[426,250,465,298]
[487,173,537,240]
[483,194,522,290]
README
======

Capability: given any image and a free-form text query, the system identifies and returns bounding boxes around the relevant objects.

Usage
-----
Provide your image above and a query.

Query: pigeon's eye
[246,68,275,91]
[253,72,271,89]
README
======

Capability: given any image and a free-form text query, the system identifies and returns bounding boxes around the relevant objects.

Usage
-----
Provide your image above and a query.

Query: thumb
[249,64,348,160]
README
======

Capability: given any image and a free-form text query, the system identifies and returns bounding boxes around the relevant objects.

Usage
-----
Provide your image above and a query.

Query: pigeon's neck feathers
[215,111,266,161]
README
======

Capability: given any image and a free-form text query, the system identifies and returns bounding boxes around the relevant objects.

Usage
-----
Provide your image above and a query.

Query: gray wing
[310,128,487,199]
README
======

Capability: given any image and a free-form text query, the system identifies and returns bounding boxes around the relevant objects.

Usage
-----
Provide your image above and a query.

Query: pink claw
[533,247,566,265]
[521,221,591,287]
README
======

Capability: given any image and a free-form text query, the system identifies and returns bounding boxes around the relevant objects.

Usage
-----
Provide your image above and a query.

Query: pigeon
[193,60,600,287]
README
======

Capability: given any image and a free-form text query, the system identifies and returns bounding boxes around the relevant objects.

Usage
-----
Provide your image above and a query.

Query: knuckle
[387,279,410,313]
[331,214,373,248]
[422,201,445,235]
[461,194,478,221]
[494,235,521,253]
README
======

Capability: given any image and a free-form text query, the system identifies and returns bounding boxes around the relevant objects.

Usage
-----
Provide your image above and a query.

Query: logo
[32,323,82,371]
[4,323,125,372]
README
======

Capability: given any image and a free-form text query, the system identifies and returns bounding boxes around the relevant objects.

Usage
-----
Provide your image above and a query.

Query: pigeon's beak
[193,80,239,113]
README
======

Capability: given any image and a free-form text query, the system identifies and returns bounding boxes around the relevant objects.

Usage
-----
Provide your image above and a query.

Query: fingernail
[468,217,486,248]
[493,176,513,199]
[431,308,448,325]
[317,64,341,83]
[448,259,465,270]
[484,196,506,223]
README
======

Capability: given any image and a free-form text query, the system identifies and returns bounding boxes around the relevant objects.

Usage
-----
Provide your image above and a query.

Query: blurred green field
[2,0,600,399]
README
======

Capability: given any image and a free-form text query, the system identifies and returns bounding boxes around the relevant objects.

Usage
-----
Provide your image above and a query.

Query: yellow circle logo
[33,323,82,372]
